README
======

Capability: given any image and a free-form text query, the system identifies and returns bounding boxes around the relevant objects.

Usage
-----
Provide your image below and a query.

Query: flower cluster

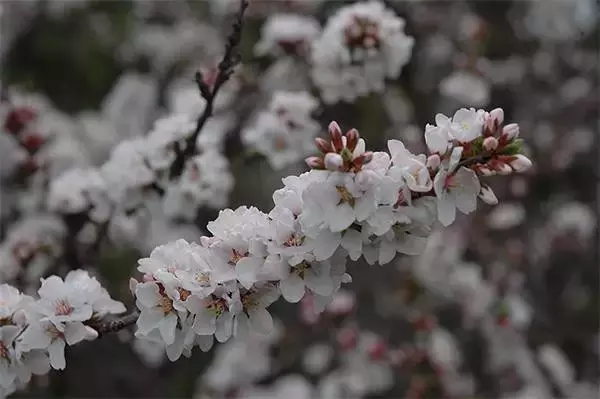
[310,1,414,103]
[132,106,531,355]
[0,271,125,396]
[47,113,234,224]
[242,91,321,169]
[254,14,321,58]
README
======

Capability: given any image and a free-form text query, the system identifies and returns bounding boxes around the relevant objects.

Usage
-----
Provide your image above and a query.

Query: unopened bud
[502,123,520,141]
[314,137,332,154]
[4,107,36,135]
[328,121,344,151]
[22,133,44,151]
[479,166,495,176]
[510,154,532,172]
[426,154,441,170]
[483,136,499,151]
[336,327,358,351]
[495,162,512,175]
[478,184,498,205]
[305,156,325,169]
[368,340,388,361]
[353,151,373,169]
[489,108,504,126]
[345,128,360,152]
[324,152,344,171]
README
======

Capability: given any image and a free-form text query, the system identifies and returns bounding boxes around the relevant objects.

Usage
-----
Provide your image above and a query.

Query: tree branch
[92,311,140,335]
[168,0,249,179]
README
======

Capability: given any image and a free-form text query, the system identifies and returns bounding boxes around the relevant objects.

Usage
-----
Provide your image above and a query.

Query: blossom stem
[92,310,140,335]
[455,153,492,170]
[168,0,249,179]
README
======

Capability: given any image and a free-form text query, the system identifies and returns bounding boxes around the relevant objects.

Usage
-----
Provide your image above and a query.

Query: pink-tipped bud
[345,128,360,152]
[315,137,332,154]
[337,327,358,351]
[510,154,532,172]
[305,156,325,169]
[489,108,504,127]
[324,152,344,171]
[502,123,520,141]
[495,162,512,175]
[329,121,344,151]
[426,154,441,170]
[483,136,499,151]
[479,166,495,176]
[353,151,373,170]
[478,184,498,205]
[368,340,388,361]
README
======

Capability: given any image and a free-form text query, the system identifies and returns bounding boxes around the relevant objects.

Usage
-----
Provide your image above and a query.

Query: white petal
[192,308,216,335]
[48,340,66,370]
[215,312,233,343]
[329,204,355,232]
[136,309,165,335]
[378,240,397,264]
[437,196,456,227]
[158,313,178,345]
[136,283,160,308]
[249,307,273,335]
[280,274,306,303]
[64,322,88,345]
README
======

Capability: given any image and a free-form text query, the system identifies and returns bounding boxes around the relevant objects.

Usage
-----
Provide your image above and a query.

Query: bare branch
[169,0,249,179]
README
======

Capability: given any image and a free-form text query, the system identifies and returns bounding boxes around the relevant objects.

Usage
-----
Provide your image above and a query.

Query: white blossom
[311,1,414,103]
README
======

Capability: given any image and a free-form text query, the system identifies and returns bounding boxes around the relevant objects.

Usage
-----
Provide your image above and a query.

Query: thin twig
[92,311,140,335]
[169,0,249,179]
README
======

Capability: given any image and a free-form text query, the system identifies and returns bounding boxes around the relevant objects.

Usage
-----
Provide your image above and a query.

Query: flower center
[284,233,305,247]
[336,186,356,207]
[293,262,310,279]
[344,16,380,50]
[159,296,174,314]
[229,249,248,265]
[196,272,211,285]
[54,300,73,316]
[46,324,64,341]
[177,288,191,302]
[273,135,288,151]
[0,342,9,360]
[206,297,226,316]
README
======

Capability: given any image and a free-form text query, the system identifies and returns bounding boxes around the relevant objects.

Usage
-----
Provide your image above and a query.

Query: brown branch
[169,0,249,179]
[92,311,140,335]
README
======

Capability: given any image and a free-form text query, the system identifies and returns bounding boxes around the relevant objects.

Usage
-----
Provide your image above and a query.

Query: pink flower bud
[305,156,325,169]
[496,162,512,175]
[426,154,441,170]
[314,137,332,154]
[502,123,520,140]
[479,165,495,176]
[368,340,388,361]
[324,153,344,171]
[483,136,499,151]
[328,121,344,151]
[510,154,532,172]
[489,108,504,126]
[478,184,498,205]
[345,128,360,152]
